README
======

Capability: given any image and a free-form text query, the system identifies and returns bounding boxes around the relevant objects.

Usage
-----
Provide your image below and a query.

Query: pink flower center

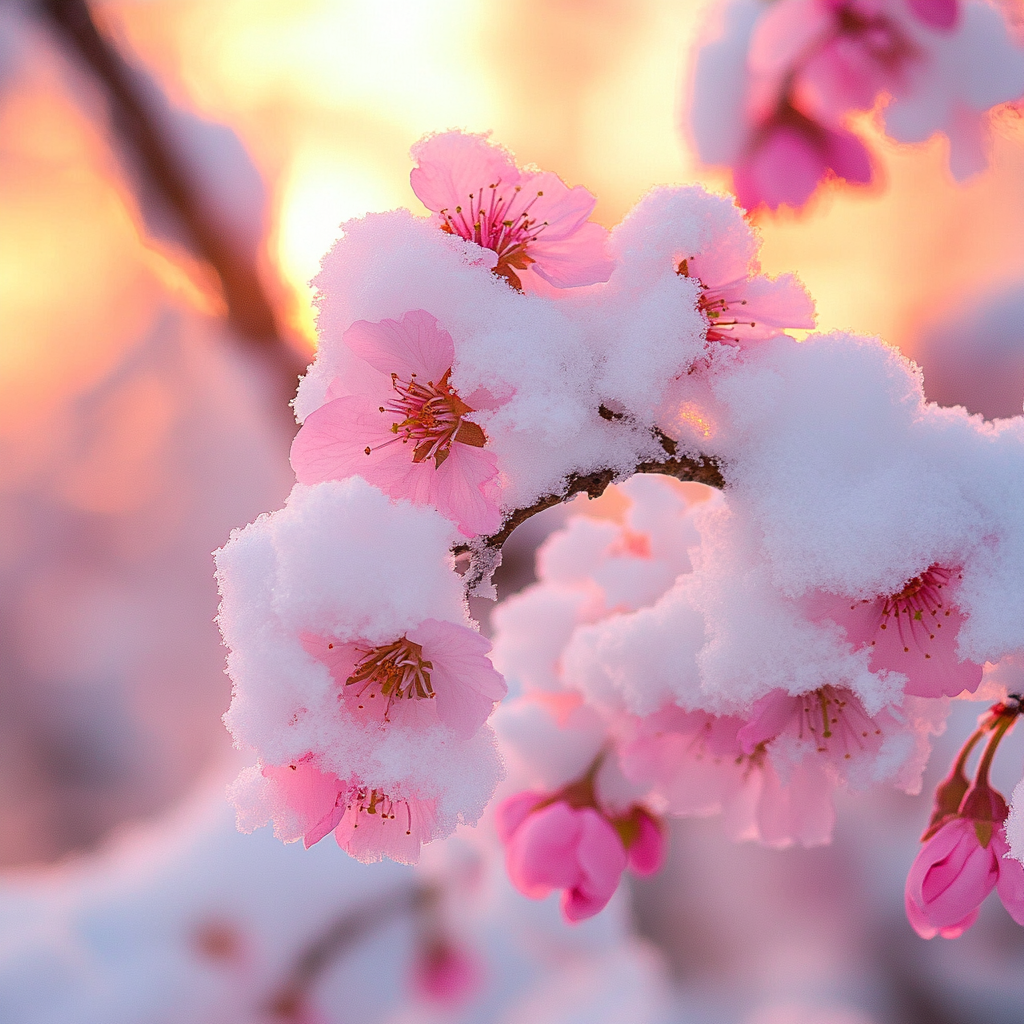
[795,686,881,759]
[347,785,416,836]
[677,260,756,343]
[366,368,486,469]
[877,564,955,655]
[440,182,549,289]
[345,637,435,718]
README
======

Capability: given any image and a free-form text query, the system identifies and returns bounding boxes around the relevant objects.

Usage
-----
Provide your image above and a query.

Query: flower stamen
[347,638,436,721]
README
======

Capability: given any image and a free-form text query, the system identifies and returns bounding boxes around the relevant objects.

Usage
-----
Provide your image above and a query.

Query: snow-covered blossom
[291,310,501,538]
[809,565,983,698]
[246,759,438,865]
[410,131,614,291]
[303,617,506,740]
[217,479,504,864]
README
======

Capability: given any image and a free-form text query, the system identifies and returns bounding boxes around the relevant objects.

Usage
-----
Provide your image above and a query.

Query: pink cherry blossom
[808,565,983,698]
[619,707,838,848]
[737,685,887,766]
[291,310,501,538]
[496,796,628,922]
[252,760,438,864]
[732,115,873,212]
[411,938,483,1007]
[334,784,438,865]
[302,618,507,740]
[905,816,1024,937]
[677,252,815,349]
[495,778,664,921]
[410,131,614,291]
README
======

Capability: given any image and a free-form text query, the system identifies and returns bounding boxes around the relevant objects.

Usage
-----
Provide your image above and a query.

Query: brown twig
[35,0,286,349]
[266,881,439,1019]
[454,440,725,595]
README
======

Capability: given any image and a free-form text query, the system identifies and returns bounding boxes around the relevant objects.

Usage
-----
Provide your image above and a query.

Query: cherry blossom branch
[454,427,724,595]
[34,0,300,373]
[266,881,439,1019]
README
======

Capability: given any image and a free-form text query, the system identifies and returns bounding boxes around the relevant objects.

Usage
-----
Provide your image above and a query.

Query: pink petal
[410,618,507,739]
[905,884,978,939]
[994,830,1024,926]
[410,132,520,216]
[343,310,454,384]
[822,126,872,185]
[335,792,437,866]
[261,761,348,848]
[429,443,501,539]
[518,171,599,240]
[529,220,615,288]
[730,273,816,333]
[736,690,801,754]
[300,633,361,686]
[495,790,546,844]
[908,0,959,30]
[291,394,417,486]
[626,810,664,876]
[562,808,628,922]
[911,819,998,927]
[735,126,827,211]
[505,801,586,898]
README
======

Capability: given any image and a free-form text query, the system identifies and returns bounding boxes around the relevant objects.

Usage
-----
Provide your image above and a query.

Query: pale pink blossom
[254,759,438,865]
[410,131,614,291]
[737,685,888,765]
[809,565,983,698]
[302,618,507,740]
[411,939,483,1007]
[619,707,837,848]
[334,784,438,865]
[677,251,815,349]
[291,310,501,538]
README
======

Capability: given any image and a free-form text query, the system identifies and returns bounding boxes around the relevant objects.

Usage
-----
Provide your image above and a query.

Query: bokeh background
[2,1,1024,1021]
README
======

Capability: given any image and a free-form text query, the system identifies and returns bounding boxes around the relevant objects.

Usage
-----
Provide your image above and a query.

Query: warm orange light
[673,402,715,441]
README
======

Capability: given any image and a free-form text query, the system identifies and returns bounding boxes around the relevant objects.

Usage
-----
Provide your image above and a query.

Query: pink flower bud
[497,795,628,923]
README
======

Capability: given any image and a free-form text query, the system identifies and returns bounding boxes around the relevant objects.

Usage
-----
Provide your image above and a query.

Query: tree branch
[266,881,439,1019]
[35,0,291,352]
[454,445,725,595]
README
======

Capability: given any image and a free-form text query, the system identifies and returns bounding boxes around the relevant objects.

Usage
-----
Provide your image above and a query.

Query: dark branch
[36,0,284,347]
[266,882,439,1019]
[454,445,725,594]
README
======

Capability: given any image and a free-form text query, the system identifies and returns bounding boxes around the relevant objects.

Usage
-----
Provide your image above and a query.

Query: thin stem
[266,882,439,1018]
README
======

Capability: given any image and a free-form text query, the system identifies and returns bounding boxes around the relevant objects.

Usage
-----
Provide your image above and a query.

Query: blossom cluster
[687,0,1024,209]
[217,130,1024,935]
